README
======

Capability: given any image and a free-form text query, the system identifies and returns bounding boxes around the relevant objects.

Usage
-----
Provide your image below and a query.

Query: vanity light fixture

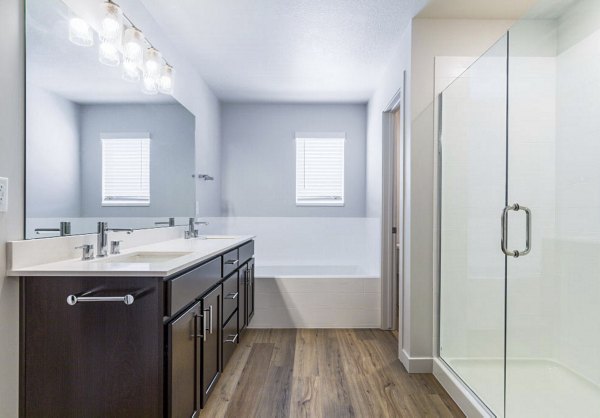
[99,40,121,66]
[99,1,123,45]
[159,64,174,94]
[68,11,94,47]
[122,27,145,66]
[67,0,175,96]
[141,71,159,95]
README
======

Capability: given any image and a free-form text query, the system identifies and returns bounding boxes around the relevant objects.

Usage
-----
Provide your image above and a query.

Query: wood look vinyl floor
[203,329,464,418]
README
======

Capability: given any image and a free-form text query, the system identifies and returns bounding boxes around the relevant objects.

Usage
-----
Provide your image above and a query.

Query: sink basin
[200,235,237,240]
[94,251,193,264]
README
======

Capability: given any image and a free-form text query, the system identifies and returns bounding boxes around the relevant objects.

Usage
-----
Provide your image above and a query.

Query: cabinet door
[238,264,247,333]
[247,260,255,322]
[167,301,201,418]
[200,285,221,407]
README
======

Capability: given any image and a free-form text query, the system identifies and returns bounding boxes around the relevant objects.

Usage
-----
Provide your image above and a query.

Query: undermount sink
[94,251,193,264]
[201,235,237,240]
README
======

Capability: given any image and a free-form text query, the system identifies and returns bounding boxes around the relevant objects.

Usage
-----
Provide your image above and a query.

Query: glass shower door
[506,2,600,416]
[438,35,508,417]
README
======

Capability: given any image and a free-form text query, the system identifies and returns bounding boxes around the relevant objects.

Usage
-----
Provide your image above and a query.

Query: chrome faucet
[185,218,209,239]
[97,222,133,258]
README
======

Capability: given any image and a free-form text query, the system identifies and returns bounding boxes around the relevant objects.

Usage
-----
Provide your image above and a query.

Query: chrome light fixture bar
[66,0,175,95]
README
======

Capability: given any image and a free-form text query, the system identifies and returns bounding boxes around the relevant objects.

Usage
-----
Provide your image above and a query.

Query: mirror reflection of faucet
[34,221,71,236]
[155,217,176,227]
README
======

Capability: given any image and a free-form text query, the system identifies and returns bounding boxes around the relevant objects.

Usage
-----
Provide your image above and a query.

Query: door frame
[381,74,406,337]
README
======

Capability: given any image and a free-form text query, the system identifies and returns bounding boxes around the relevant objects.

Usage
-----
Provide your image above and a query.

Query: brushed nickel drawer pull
[225,292,239,300]
[224,259,239,266]
[193,313,205,339]
[67,294,134,305]
[225,334,238,344]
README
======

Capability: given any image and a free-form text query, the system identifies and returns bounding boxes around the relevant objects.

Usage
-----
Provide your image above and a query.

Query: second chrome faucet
[97,222,133,257]
[185,217,209,239]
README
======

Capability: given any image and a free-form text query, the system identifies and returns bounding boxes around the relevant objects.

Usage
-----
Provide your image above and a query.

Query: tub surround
[8,233,254,277]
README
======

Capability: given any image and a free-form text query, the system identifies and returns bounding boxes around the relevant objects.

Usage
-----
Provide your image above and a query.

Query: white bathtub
[251,264,381,328]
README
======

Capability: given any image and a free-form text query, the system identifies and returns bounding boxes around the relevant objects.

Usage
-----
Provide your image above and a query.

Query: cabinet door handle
[225,334,238,344]
[203,308,209,341]
[225,259,239,266]
[209,305,213,335]
[193,313,203,339]
[225,292,238,300]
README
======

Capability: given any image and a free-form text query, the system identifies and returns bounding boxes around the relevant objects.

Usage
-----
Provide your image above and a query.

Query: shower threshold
[445,358,600,417]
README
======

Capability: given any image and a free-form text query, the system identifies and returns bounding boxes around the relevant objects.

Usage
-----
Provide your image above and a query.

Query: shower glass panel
[506,1,600,416]
[438,35,508,417]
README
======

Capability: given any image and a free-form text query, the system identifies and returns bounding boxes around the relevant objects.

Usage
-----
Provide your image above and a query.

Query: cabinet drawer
[166,258,221,316]
[222,248,239,277]
[222,272,238,325]
[239,241,254,264]
[222,313,238,370]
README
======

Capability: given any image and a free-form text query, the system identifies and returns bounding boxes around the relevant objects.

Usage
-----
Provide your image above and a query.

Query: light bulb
[122,60,140,82]
[158,65,174,94]
[141,72,158,95]
[123,27,144,67]
[143,48,162,80]
[99,1,123,44]
[69,14,94,47]
[99,41,120,66]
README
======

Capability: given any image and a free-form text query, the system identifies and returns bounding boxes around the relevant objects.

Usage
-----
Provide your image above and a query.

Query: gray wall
[220,103,367,217]
[26,84,81,217]
[79,103,196,217]
[0,0,24,415]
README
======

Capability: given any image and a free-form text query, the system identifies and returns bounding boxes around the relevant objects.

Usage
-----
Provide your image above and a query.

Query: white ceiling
[139,0,413,102]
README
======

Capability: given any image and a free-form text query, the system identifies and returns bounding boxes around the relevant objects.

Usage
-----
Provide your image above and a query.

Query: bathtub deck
[202,329,464,417]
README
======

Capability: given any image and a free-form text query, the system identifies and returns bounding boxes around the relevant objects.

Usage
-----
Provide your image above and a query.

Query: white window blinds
[295,136,345,206]
[102,137,150,206]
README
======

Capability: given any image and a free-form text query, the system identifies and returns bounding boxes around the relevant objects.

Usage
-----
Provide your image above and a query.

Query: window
[295,134,345,206]
[101,137,150,206]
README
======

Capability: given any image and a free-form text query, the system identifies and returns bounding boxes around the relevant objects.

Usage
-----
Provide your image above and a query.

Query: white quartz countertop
[8,235,254,278]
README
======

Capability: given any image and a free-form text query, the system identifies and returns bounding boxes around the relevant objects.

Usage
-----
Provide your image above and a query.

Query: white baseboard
[398,349,433,373]
[432,358,494,418]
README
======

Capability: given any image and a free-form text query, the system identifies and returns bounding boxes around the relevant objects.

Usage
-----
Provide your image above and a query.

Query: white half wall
[203,217,380,274]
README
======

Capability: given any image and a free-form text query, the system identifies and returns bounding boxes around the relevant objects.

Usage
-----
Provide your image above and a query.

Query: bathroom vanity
[15,237,255,418]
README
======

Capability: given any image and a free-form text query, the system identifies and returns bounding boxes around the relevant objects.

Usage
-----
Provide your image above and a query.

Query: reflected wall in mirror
[25,0,196,239]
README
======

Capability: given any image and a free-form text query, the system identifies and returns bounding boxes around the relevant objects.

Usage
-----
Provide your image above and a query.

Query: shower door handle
[501,203,532,258]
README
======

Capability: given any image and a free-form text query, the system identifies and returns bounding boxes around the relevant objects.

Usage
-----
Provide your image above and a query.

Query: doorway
[381,81,405,342]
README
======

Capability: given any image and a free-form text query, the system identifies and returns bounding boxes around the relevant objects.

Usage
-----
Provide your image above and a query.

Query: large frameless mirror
[25,0,196,239]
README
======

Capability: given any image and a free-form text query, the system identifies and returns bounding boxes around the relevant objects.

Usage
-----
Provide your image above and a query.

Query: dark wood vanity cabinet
[20,240,254,418]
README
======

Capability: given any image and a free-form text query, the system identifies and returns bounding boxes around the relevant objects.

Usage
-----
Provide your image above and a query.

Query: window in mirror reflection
[102,137,150,206]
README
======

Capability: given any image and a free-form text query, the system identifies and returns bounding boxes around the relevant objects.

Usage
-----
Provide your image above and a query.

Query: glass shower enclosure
[438,0,600,416]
